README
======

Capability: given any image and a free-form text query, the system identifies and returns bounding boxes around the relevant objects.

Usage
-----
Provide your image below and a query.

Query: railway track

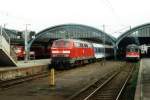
[0,71,48,88]
[69,63,135,100]
[0,69,65,89]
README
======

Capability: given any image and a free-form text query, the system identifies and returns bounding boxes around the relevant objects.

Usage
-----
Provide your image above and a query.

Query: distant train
[126,44,140,61]
[50,39,114,69]
[14,45,51,60]
[14,46,24,59]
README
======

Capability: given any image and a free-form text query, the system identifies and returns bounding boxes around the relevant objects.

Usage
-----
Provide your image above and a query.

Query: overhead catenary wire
[101,0,124,26]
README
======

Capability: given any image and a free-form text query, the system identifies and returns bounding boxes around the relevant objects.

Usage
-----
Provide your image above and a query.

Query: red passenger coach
[14,46,24,60]
[51,39,95,68]
[14,45,51,60]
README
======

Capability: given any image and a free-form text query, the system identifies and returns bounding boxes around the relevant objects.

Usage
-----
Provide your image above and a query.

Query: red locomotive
[126,44,140,61]
[51,39,95,68]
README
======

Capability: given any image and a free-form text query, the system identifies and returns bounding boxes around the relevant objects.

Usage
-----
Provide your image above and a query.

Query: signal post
[48,65,55,87]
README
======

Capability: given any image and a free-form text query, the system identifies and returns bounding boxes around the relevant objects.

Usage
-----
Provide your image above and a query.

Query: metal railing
[0,26,10,55]
[1,28,10,44]
[10,46,17,62]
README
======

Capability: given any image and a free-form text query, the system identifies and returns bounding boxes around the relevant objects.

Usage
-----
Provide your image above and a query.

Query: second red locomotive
[126,44,140,61]
[14,45,51,60]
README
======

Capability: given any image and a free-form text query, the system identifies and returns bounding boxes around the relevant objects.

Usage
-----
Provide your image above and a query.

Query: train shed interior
[4,23,150,62]
[116,23,150,58]
[0,24,116,64]
[28,24,116,59]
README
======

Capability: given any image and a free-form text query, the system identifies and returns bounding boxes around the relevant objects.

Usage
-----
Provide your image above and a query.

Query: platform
[16,59,51,68]
[0,59,50,81]
[134,58,150,100]
[0,59,50,70]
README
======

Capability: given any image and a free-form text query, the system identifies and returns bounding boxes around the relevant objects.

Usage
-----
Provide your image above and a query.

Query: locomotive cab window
[52,40,72,48]
[127,48,139,52]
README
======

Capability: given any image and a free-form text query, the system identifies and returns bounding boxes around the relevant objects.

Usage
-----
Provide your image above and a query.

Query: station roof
[116,23,150,48]
[2,28,36,45]
[29,24,116,47]
[2,28,24,44]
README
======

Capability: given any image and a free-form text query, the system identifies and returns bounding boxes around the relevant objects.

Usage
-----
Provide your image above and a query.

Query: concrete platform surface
[0,59,50,71]
[0,59,50,80]
[16,59,50,67]
[134,58,150,100]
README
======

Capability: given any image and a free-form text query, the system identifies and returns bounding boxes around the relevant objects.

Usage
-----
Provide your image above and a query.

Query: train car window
[95,48,97,53]
[79,43,82,47]
[84,44,88,48]
[80,43,83,47]
[97,48,99,53]
[88,44,91,48]
[101,48,103,53]
[84,44,86,48]
[88,44,90,48]
[96,48,101,53]
[126,48,130,52]
[82,44,84,47]
[64,41,71,47]
[96,48,98,53]
[135,48,139,52]
[94,48,96,52]
[74,42,80,47]
[127,48,138,52]
[98,48,100,53]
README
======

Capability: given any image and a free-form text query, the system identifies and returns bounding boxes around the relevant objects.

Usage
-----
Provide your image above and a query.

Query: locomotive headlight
[52,54,57,57]
[63,50,70,57]
[15,49,21,53]
[52,50,59,53]
[63,50,70,53]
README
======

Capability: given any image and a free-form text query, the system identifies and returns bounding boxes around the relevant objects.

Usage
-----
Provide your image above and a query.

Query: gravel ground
[0,61,125,100]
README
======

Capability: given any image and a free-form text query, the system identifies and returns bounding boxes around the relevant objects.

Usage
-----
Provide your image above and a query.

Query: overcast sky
[0,0,149,37]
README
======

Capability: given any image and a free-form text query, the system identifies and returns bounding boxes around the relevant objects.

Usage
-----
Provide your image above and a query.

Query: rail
[84,71,119,100]
[0,71,48,88]
[115,65,134,100]
[69,63,135,100]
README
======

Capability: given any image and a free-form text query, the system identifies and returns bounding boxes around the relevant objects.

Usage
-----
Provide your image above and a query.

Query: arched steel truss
[28,24,116,48]
[116,23,150,47]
